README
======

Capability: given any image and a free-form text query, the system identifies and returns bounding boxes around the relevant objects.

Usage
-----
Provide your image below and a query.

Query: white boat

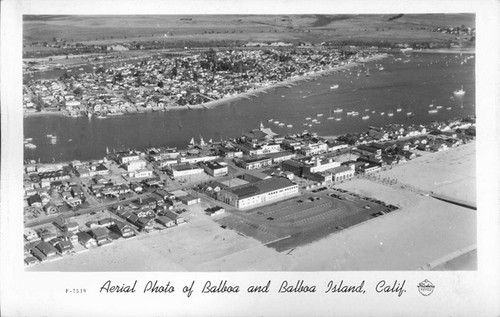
[362,115,370,120]
[406,112,413,116]
[387,112,394,117]
[333,108,343,113]
[327,116,334,120]
[97,115,107,119]
[267,119,273,122]
[429,104,434,108]
[380,112,385,115]
[46,134,53,138]
[454,86,465,96]
[396,108,402,112]
[317,113,323,117]
[25,137,33,142]
[446,107,452,110]
[311,119,318,122]
[436,106,442,109]
[305,117,311,121]
[428,109,438,114]
[365,109,370,112]
[287,124,293,128]
[330,84,339,90]
[315,121,321,124]
[335,118,342,122]
[274,121,280,124]
[378,66,384,71]
[25,143,37,149]
[279,123,285,127]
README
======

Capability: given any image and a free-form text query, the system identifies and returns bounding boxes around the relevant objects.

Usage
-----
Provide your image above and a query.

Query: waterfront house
[330,165,355,182]
[77,232,98,248]
[110,221,135,238]
[136,217,155,232]
[156,215,176,228]
[90,227,110,245]
[35,241,58,257]
[55,240,74,254]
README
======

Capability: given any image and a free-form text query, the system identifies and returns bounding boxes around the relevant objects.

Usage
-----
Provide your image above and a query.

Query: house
[206,206,225,216]
[77,232,98,248]
[98,218,116,227]
[179,195,200,206]
[43,203,59,215]
[200,161,228,177]
[31,248,47,262]
[24,228,41,243]
[90,227,110,245]
[110,221,135,238]
[136,217,155,232]
[330,165,355,182]
[162,210,185,225]
[28,194,42,207]
[63,222,80,234]
[156,215,176,227]
[24,256,38,266]
[35,241,58,257]
[60,231,79,245]
[55,240,74,254]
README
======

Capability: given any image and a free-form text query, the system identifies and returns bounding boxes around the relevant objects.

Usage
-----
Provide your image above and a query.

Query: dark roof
[35,241,57,256]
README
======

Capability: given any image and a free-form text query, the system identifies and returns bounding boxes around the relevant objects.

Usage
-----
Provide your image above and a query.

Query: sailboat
[454,86,465,96]
[327,108,335,120]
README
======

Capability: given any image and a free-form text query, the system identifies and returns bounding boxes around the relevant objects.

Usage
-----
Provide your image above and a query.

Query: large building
[217,177,298,209]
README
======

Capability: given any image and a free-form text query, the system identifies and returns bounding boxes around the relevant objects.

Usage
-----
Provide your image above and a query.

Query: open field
[24,14,474,53]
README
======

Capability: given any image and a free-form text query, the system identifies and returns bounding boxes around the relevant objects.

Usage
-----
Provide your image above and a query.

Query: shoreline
[24,53,389,118]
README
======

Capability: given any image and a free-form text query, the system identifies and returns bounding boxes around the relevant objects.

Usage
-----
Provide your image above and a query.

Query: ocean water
[24,52,475,163]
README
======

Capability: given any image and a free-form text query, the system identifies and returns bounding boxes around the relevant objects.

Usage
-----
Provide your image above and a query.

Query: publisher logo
[417,279,435,296]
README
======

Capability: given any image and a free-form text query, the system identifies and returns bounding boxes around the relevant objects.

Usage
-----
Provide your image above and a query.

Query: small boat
[315,121,321,124]
[429,104,434,108]
[454,86,465,96]
[46,134,53,138]
[365,109,370,112]
[378,66,384,71]
[330,84,339,90]
[97,115,107,119]
[279,123,285,127]
[335,118,342,122]
[305,117,311,120]
[274,121,280,124]
[327,116,334,120]
[406,112,413,116]
[428,109,438,114]
[333,108,343,113]
[380,112,385,115]
[371,110,376,114]
[396,108,402,112]
[287,124,293,128]
[436,106,442,109]
[25,137,33,142]
[362,115,370,120]
[267,119,273,122]
[317,113,323,117]
[387,112,394,117]
[25,143,37,149]
[68,139,73,142]
[446,107,452,110]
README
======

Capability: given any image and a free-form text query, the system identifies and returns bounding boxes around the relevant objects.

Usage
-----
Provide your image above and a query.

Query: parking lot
[217,187,399,251]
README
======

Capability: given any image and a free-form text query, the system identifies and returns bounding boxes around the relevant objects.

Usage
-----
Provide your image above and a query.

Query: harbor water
[24,52,475,163]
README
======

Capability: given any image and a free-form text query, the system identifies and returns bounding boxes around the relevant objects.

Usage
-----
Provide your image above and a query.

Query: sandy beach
[28,140,476,272]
